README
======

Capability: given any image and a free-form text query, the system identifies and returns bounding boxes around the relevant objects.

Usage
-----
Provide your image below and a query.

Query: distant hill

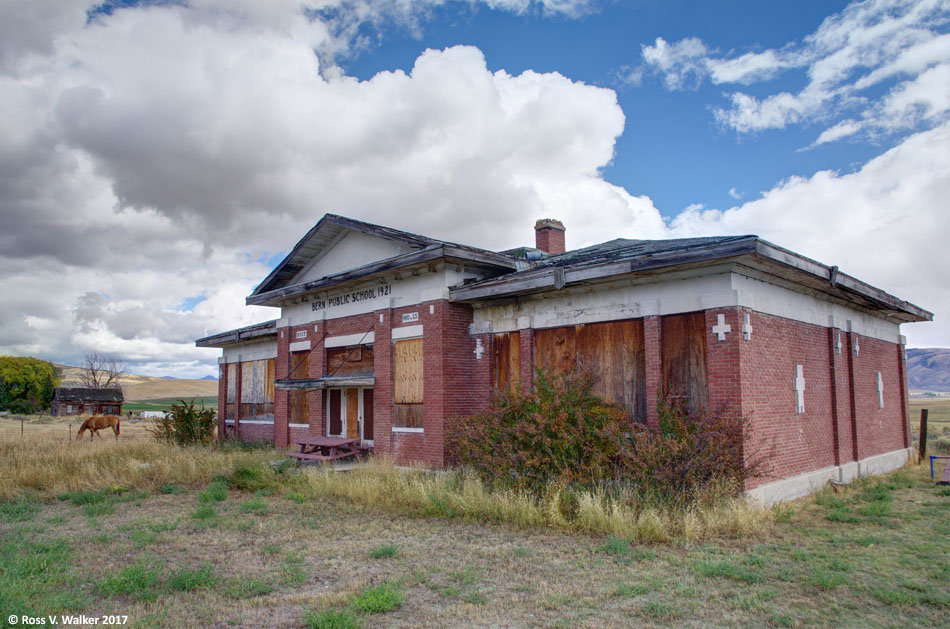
[200,375,218,381]
[54,364,217,401]
[906,348,950,392]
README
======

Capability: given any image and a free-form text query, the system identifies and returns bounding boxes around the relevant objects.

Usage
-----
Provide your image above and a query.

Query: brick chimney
[534,219,566,254]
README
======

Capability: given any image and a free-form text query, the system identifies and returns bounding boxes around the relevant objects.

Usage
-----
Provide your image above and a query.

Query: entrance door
[345,389,359,439]
[327,388,374,445]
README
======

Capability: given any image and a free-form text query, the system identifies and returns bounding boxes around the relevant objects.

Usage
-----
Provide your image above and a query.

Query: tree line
[0,356,61,414]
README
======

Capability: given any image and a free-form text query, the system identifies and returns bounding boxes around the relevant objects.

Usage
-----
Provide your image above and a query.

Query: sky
[1,0,948,379]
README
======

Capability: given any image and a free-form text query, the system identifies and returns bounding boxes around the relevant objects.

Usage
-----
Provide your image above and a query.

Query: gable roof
[246,214,523,307]
[52,387,124,403]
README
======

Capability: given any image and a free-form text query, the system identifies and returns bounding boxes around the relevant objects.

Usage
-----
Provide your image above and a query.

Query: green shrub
[368,543,399,559]
[448,367,761,505]
[147,399,216,445]
[168,565,217,591]
[351,581,404,613]
[304,608,363,629]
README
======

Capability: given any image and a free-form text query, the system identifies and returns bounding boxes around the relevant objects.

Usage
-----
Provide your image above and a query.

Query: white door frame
[326,387,374,445]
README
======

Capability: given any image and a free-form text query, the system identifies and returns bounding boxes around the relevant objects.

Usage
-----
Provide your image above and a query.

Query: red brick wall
[850,334,907,460]
[644,315,661,428]
[225,421,273,443]
[733,311,907,489]
[738,311,837,488]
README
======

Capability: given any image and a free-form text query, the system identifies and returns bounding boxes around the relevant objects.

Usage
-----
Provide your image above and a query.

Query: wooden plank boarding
[492,331,520,393]
[532,320,646,420]
[661,312,708,416]
[327,346,374,377]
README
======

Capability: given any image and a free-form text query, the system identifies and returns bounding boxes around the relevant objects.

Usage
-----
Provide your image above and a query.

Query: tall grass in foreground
[301,459,771,542]
[0,436,770,542]
[0,436,278,499]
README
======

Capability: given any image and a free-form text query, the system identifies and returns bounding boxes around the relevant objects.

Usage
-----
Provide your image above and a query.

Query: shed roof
[53,387,124,403]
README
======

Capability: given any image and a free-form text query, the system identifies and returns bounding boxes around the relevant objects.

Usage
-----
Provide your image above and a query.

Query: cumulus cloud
[640,0,950,142]
[670,121,950,346]
[0,1,651,377]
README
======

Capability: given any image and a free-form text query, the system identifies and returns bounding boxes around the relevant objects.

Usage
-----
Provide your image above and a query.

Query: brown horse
[76,415,121,441]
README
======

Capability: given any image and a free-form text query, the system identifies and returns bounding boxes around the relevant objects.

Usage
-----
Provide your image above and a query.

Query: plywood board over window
[394,338,423,428]
[492,331,520,393]
[290,389,309,426]
[240,359,275,420]
[327,345,374,377]
[290,350,310,380]
[661,312,708,416]
[534,320,646,420]
[226,363,237,419]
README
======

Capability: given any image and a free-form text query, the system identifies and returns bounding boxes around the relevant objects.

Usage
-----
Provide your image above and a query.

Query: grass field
[121,397,218,414]
[1,434,948,628]
[910,396,950,454]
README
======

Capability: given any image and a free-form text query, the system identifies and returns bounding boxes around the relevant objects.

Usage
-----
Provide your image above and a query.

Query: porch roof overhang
[274,376,375,390]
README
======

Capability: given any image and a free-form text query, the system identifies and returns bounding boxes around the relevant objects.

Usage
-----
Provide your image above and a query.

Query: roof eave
[449,237,759,302]
[195,320,278,348]
[246,244,521,307]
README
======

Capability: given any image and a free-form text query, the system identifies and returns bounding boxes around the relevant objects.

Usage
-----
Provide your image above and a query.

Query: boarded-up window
[394,338,423,428]
[226,363,236,419]
[661,312,708,416]
[327,346,374,377]
[534,320,646,420]
[492,331,520,393]
[289,350,310,380]
[290,389,309,425]
[238,359,275,420]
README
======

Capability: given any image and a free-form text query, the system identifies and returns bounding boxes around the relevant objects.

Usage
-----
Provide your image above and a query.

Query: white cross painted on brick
[742,313,753,341]
[474,337,485,360]
[877,372,884,409]
[794,365,805,414]
[853,338,860,357]
[712,314,732,341]
[836,334,842,355]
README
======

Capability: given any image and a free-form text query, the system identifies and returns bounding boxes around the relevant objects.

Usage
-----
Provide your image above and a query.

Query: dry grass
[121,379,218,401]
[2,462,947,628]
[0,424,275,499]
[300,459,771,543]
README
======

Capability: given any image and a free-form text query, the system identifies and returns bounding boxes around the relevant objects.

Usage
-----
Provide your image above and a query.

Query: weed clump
[147,399,216,445]
[449,368,762,508]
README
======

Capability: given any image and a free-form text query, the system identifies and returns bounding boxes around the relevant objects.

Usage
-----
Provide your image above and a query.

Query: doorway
[326,388,374,445]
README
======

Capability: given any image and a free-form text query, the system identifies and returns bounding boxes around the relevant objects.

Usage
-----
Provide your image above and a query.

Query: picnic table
[286,436,368,463]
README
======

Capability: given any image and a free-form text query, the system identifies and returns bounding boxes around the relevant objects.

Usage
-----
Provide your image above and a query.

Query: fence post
[919,408,929,463]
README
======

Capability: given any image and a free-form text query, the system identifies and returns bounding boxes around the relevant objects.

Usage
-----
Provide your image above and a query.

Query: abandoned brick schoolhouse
[196,214,931,503]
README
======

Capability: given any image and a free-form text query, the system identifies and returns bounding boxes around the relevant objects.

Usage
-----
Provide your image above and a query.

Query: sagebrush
[147,399,217,445]
[448,368,763,506]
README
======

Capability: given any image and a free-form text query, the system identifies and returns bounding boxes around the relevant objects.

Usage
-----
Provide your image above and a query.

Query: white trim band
[392,325,423,340]
[325,332,375,348]
[224,419,274,425]
[289,340,311,352]
[288,423,310,429]
[392,427,424,433]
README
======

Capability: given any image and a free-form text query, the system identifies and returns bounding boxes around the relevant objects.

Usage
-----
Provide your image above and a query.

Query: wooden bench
[286,451,355,462]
